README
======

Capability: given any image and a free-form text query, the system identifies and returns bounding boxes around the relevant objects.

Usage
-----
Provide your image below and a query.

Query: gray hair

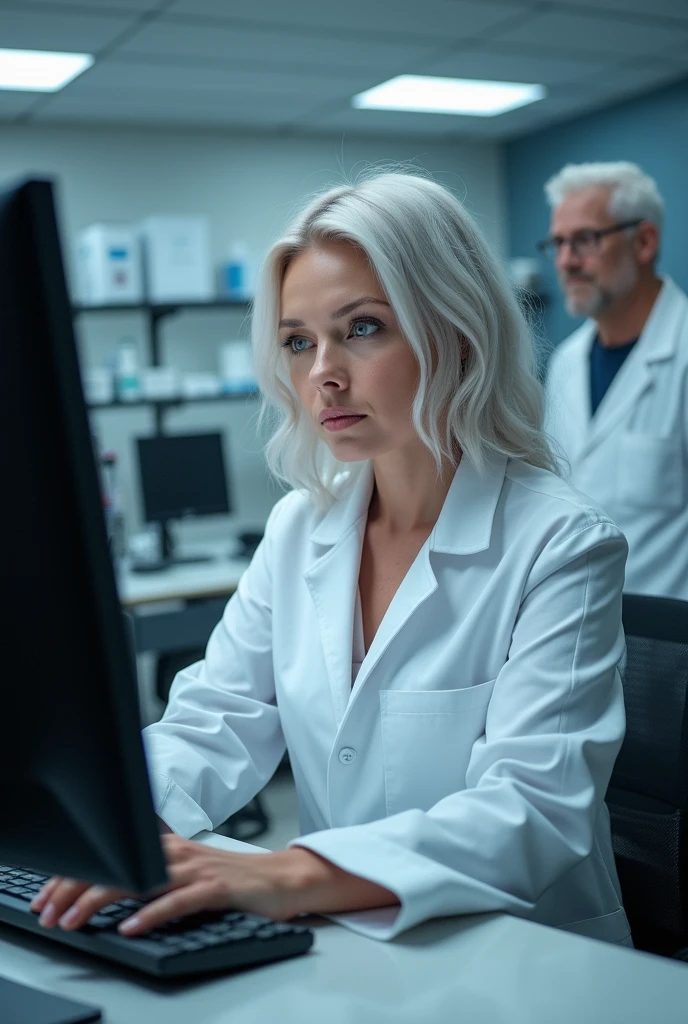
[544,161,664,233]
[253,170,556,509]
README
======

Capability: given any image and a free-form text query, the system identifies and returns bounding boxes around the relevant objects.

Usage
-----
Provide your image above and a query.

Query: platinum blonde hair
[253,170,556,509]
[544,161,664,232]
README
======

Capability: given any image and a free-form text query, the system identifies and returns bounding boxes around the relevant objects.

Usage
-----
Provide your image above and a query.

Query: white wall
[0,123,506,549]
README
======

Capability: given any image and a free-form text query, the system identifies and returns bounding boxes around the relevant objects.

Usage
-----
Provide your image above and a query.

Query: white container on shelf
[140,366,180,400]
[82,366,114,404]
[140,215,213,303]
[218,340,256,393]
[75,224,143,305]
[115,338,141,402]
[180,372,223,398]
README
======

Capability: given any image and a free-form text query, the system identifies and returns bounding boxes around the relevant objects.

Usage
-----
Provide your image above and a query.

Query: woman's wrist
[272,845,398,917]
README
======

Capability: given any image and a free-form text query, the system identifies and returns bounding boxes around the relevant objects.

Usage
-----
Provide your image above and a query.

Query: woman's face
[279,240,420,463]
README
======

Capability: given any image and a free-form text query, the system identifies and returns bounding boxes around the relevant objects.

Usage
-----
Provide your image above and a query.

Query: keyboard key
[87,914,115,930]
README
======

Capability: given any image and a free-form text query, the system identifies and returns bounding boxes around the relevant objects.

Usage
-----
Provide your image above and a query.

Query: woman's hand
[31,834,397,936]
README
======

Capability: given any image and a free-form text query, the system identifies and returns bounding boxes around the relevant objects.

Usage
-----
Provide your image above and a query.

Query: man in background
[543,161,688,599]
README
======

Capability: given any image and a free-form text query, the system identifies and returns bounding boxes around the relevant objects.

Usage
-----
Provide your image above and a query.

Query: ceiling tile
[293,105,504,138]
[420,44,608,86]
[544,0,688,20]
[66,57,375,102]
[35,88,312,127]
[118,16,448,70]
[18,0,161,9]
[0,90,42,119]
[0,8,135,52]
[492,9,688,58]
[567,60,688,105]
[166,0,519,40]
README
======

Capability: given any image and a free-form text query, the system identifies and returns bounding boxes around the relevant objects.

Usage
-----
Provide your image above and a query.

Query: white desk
[2,832,688,1024]
[117,548,248,656]
[119,550,247,608]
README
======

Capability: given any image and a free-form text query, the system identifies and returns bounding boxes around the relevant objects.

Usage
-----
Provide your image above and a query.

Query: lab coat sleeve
[142,500,287,838]
[292,519,627,940]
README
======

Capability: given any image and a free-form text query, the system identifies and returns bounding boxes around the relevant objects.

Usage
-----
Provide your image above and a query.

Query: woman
[34,171,631,946]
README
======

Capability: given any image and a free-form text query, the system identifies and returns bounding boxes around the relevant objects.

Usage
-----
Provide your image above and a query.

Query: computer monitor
[0,177,167,895]
[135,432,232,568]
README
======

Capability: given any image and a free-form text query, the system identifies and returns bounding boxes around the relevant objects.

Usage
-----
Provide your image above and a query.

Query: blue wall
[505,76,688,349]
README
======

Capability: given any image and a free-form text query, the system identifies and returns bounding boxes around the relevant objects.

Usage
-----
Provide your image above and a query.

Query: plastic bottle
[115,337,141,402]
[223,242,253,301]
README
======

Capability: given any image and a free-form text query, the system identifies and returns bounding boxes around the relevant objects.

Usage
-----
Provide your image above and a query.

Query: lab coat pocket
[380,679,496,816]
[616,431,683,510]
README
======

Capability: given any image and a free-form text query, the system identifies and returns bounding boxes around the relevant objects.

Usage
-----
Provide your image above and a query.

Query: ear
[633,221,659,267]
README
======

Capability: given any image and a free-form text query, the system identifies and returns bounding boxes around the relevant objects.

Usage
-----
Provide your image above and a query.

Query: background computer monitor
[0,177,166,894]
[135,432,232,567]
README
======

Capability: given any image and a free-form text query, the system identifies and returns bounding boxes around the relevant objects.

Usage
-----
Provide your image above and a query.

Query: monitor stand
[130,520,214,573]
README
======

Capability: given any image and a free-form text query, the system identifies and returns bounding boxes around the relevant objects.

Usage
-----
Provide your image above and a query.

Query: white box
[180,372,222,398]
[140,366,180,400]
[82,366,114,404]
[140,215,213,303]
[218,340,256,393]
[76,224,143,305]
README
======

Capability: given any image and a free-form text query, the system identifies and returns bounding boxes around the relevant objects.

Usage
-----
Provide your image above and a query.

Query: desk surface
[2,833,688,1024]
[119,551,247,607]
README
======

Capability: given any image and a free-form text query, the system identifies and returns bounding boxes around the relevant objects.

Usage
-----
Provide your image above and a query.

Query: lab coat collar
[304,453,508,722]
[431,452,507,555]
[309,452,508,557]
[579,277,680,455]
[636,277,683,363]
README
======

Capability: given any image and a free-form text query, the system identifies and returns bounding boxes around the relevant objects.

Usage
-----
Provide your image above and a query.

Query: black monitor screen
[0,177,166,893]
[136,433,231,522]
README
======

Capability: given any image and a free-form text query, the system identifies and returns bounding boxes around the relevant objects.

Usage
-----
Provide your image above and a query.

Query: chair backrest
[607,594,688,955]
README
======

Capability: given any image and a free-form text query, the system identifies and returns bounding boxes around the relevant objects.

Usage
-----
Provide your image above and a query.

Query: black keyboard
[0,865,313,978]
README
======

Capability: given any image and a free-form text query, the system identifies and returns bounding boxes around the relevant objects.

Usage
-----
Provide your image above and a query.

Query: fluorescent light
[0,49,94,92]
[353,75,546,117]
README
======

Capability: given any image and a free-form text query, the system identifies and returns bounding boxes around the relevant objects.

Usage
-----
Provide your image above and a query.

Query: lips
[318,408,366,432]
[318,407,363,425]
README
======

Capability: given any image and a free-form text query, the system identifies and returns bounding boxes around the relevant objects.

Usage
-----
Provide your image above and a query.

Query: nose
[309,339,348,393]
[556,240,583,275]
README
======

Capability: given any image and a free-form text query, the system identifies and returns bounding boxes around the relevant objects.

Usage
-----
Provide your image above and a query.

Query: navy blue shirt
[589,335,638,416]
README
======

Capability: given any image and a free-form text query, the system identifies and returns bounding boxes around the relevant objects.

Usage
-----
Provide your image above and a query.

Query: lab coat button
[338,747,357,764]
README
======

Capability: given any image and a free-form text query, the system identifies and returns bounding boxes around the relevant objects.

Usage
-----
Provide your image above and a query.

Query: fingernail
[119,915,140,934]
[39,903,57,927]
[59,907,79,929]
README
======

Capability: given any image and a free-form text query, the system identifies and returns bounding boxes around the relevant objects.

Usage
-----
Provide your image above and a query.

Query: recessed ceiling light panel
[353,75,546,117]
[0,49,94,92]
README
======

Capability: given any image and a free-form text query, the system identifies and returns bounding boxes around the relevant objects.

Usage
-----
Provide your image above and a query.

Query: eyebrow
[278,296,390,330]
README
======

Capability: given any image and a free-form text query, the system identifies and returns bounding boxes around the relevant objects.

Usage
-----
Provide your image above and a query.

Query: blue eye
[350,318,381,338]
[282,335,313,355]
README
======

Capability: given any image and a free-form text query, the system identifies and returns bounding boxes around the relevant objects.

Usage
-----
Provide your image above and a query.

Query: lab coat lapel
[563,327,595,459]
[350,453,508,701]
[304,466,372,725]
[578,278,678,460]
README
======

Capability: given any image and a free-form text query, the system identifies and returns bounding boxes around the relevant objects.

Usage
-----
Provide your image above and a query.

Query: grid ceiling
[2,0,687,139]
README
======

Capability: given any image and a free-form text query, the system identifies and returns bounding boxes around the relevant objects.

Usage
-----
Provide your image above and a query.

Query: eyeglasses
[536,219,642,260]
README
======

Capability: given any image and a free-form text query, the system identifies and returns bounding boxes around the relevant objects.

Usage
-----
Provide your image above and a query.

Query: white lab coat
[545,276,688,599]
[144,454,632,945]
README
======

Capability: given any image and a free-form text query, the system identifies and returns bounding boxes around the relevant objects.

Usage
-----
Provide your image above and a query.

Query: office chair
[156,649,271,843]
[606,593,688,958]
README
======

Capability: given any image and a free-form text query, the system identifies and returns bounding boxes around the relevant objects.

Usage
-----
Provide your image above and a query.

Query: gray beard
[564,284,613,319]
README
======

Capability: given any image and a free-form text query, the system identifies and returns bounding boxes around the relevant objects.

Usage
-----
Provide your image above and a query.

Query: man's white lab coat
[545,276,688,598]
[144,455,631,945]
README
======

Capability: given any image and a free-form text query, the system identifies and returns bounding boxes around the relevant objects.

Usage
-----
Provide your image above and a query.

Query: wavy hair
[253,170,556,509]
[544,161,664,232]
